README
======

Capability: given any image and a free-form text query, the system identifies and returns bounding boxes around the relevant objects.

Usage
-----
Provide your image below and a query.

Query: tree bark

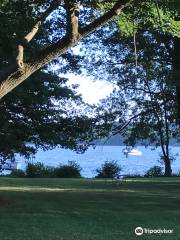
[0,0,131,99]
[164,155,172,177]
[16,0,62,69]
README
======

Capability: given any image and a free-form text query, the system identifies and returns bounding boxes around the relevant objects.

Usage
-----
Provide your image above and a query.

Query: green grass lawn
[0,177,179,240]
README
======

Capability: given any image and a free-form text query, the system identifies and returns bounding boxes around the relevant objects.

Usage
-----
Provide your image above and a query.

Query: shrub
[144,165,163,177]
[54,161,81,178]
[25,161,81,178]
[44,166,56,177]
[95,161,122,179]
[26,162,43,177]
[172,173,180,177]
[26,162,55,177]
[10,169,25,177]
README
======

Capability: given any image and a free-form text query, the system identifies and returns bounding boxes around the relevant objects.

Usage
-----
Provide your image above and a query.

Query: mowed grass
[0,178,180,240]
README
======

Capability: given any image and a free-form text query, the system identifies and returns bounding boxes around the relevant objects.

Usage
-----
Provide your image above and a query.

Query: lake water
[16,146,180,177]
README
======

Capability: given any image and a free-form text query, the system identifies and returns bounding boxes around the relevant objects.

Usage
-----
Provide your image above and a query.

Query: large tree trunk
[164,155,172,177]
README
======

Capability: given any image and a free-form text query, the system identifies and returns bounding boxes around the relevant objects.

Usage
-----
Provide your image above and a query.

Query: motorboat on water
[128,148,142,156]
[122,147,142,156]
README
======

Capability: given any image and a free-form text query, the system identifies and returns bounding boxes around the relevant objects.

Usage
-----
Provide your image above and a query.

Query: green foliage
[96,0,180,37]
[80,7,180,174]
[96,1,116,11]
[26,162,44,178]
[147,6,180,37]
[0,0,180,168]
[26,162,55,178]
[144,166,163,177]
[0,70,95,162]
[0,0,98,163]
[54,161,82,178]
[117,14,138,37]
[25,161,81,178]
[9,169,26,178]
[95,161,122,179]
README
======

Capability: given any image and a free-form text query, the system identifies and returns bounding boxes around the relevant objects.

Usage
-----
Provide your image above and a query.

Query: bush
[26,162,55,177]
[44,166,57,177]
[10,169,25,177]
[26,162,43,177]
[144,166,163,177]
[25,161,81,178]
[54,161,81,178]
[95,161,122,179]
[172,173,180,177]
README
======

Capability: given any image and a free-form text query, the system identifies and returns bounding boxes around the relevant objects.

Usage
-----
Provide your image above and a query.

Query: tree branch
[0,0,132,99]
[102,110,148,145]
[16,0,62,69]
[111,110,150,135]
[65,0,80,41]
[27,0,133,71]
[79,0,133,37]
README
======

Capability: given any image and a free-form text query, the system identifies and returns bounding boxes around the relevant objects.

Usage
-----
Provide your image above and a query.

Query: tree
[76,0,180,119]
[0,1,101,168]
[94,60,179,176]
[121,67,179,177]
[0,0,132,99]
[79,1,180,176]
[0,69,98,169]
[0,0,179,172]
[0,0,136,167]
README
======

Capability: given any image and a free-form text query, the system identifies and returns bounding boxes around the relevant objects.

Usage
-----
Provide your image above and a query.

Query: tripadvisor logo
[135,227,143,236]
[135,226,174,236]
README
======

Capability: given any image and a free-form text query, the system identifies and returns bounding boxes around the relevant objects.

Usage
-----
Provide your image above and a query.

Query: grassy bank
[0,177,179,240]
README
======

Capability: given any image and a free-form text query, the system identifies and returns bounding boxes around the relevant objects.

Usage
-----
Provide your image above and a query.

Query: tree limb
[16,0,62,69]
[0,0,132,99]
[102,110,149,145]
[31,0,133,68]
[80,0,133,37]
[111,110,150,134]
[65,0,80,41]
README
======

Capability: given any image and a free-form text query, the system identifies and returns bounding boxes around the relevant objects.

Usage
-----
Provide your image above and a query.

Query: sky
[66,73,114,105]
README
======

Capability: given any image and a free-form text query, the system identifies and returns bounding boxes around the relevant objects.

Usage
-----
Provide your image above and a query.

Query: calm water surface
[17,146,180,177]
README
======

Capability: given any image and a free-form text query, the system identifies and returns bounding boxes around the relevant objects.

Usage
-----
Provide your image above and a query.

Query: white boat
[128,148,142,156]
[122,148,142,156]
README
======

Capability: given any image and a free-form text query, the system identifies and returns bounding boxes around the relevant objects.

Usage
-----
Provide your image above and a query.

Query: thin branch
[102,110,149,145]
[123,85,161,95]
[79,0,133,37]
[105,57,171,65]
[16,0,62,68]
[112,111,149,133]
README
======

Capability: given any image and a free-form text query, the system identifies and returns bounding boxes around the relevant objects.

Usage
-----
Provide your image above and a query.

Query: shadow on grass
[0,178,180,240]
